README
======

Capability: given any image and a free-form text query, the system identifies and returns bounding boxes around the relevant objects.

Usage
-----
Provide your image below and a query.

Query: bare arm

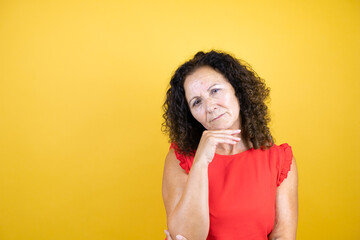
[162,129,241,240]
[268,157,298,240]
[162,149,209,240]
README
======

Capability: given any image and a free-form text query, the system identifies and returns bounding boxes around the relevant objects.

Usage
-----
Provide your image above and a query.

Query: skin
[184,66,240,131]
[162,66,298,240]
[184,66,248,154]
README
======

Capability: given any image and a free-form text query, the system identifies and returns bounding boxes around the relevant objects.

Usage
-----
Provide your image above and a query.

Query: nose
[206,99,217,112]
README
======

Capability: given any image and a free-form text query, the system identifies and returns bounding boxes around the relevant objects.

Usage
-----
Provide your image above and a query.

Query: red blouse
[169,143,293,240]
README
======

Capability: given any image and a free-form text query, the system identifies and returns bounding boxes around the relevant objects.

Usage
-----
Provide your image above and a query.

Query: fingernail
[164,230,169,235]
[176,236,184,240]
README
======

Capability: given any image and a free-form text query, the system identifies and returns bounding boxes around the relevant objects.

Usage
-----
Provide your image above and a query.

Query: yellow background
[1,0,359,239]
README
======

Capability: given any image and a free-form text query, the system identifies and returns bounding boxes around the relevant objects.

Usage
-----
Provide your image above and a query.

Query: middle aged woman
[162,50,298,240]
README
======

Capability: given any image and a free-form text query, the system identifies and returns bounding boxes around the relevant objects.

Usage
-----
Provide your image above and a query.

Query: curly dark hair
[162,50,273,155]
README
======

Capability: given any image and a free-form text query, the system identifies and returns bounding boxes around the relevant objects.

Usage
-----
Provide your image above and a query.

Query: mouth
[210,113,225,122]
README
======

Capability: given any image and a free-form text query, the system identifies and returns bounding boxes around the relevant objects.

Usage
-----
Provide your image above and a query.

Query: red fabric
[169,143,293,240]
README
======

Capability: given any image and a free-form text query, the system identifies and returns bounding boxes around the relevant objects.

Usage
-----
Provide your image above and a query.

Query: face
[183,66,241,130]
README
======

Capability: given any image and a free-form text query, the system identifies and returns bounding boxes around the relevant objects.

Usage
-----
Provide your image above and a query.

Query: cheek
[225,94,240,112]
[190,107,206,123]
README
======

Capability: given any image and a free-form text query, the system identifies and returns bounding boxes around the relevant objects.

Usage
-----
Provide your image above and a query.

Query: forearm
[167,160,210,240]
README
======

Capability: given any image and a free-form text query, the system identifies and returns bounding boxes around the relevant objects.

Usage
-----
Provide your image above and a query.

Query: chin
[203,118,238,130]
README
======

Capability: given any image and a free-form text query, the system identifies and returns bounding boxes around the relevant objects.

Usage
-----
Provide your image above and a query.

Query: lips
[210,113,225,122]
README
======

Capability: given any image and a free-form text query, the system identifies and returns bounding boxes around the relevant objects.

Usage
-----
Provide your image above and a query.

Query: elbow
[269,238,296,240]
[167,214,209,240]
[268,231,296,240]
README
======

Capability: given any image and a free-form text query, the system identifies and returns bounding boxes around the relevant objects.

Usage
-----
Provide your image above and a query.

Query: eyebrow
[188,83,220,105]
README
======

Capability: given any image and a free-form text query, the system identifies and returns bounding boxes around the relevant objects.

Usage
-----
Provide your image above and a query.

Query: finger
[205,129,241,134]
[205,132,241,139]
[176,235,188,240]
[215,138,239,145]
[201,137,240,146]
[230,130,242,135]
[165,230,172,240]
[206,133,241,141]
[201,136,240,146]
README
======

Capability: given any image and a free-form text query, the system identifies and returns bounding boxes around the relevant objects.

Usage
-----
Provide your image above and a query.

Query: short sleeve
[276,143,294,187]
[169,143,194,174]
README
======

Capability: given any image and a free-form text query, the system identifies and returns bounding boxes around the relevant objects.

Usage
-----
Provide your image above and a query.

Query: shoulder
[168,143,195,174]
[266,143,293,161]
[268,143,292,153]
[162,147,189,216]
[270,143,295,187]
[163,148,188,183]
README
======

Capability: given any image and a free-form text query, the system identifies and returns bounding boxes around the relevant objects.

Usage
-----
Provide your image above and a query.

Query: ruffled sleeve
[169,143,194,174]
[276,143,294,187]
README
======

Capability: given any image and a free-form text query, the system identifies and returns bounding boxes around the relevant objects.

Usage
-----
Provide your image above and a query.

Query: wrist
[192,157,209,169]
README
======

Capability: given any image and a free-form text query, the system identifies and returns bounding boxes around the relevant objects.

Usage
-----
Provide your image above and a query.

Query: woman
[162,50,298,240]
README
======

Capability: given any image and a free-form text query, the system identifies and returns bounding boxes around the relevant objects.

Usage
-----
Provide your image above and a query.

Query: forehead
[184,66,229,92]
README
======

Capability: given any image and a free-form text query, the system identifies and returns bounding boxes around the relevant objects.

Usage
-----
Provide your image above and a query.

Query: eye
[192,98,201,107]
[210,88,220,95]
